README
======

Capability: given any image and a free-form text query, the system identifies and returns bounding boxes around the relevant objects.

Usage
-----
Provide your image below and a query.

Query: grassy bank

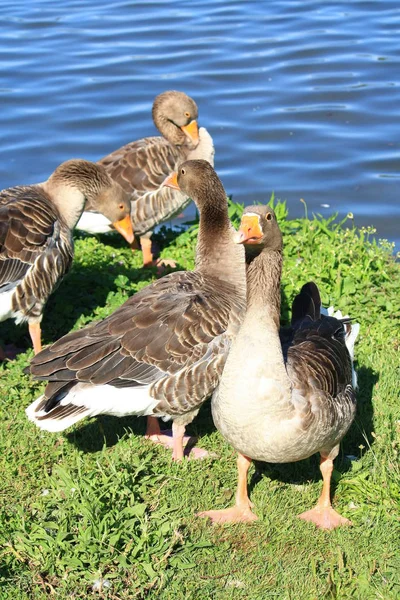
[0,200,399,599]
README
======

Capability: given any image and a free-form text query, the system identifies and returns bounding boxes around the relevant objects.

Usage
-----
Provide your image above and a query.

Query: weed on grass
[0,199,399,599]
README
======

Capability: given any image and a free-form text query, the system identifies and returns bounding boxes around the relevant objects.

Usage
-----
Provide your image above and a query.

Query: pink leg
[198,453,258,523]
[298,455,352,530]
[145,417,208,460]
[172,421,185,461]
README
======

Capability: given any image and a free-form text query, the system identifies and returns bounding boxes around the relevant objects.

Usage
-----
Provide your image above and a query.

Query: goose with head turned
[76,91,214,266]
[199,205,358,529]
[25,160,246,461]
[0,159,130,357]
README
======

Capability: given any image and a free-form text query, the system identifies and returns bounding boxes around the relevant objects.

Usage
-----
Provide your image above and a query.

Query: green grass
[0,199,399,599]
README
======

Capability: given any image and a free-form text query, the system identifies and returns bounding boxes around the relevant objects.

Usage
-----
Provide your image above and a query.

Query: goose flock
[1,91,359,530]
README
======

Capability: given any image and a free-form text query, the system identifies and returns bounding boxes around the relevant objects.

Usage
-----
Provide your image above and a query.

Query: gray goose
[25,160,246,461]
[77,91,214,266]
[199,205,358,529]
[0,159,130,355]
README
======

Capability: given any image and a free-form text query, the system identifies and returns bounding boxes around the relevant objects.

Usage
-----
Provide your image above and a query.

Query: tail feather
[25,394,91,432]
[291,281,321,325]
[321,306,360,389]
[25,382,159,433]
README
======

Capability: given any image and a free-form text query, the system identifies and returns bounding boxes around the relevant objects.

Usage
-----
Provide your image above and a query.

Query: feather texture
[0,186,73,322]
[95,92,214,240]
[26,160,246,434]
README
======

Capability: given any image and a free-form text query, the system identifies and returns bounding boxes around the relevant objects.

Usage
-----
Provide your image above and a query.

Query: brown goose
[25,160,246,460]
[199,205,358,529]
[0,159,130,355]
[80,90,214,266]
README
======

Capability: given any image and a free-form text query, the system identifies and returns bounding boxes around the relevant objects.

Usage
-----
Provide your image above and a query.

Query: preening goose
[0,159,129,355]
[199,205,359,529]
[25,160,246,461]
[77,91,214,266]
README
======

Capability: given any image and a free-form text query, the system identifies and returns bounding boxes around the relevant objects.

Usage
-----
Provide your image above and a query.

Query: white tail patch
[322,305,360,389]
[25,383,160,433]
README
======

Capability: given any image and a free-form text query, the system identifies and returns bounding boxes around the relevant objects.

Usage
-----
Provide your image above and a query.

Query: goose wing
[29,270,243,414]
[98,137,182,201]
[0,186,74,313]
[98,137,187,234]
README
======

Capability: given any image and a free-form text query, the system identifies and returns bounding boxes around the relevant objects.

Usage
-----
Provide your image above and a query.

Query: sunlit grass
[0,200,399,599]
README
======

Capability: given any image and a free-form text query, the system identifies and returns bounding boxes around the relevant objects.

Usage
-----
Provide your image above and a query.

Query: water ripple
[0,0,399,247]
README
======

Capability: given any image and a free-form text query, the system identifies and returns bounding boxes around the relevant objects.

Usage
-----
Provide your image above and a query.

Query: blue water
[0,0,399,247]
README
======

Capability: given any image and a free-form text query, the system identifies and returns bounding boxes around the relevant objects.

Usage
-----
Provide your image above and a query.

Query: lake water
[1,0,399,247]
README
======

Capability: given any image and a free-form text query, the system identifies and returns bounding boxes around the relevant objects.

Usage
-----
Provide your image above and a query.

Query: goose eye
[184,112,190,118]
[118,203,124,210]
[181,168,186,175]
[266,213,272,221]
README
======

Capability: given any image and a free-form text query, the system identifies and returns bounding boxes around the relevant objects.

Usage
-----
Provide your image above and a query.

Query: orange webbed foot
[197,505,258,524]
[298,506,352,530]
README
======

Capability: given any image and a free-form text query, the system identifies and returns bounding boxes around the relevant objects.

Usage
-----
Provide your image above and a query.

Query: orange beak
[235,215,263,244]
[162,171,180,190]
[181,120,199,146]
[112,214,134,244]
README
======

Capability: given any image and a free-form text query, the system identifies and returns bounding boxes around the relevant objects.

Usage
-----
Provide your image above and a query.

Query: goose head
[235,205,283,254]
[162,159,227,214]
[152,91,199,149]
[45,159,134,242]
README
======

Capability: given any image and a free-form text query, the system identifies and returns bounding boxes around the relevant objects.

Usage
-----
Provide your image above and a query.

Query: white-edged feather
[322,305,360,389]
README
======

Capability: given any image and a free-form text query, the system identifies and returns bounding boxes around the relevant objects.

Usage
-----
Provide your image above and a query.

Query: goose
[76,91,214,266]
[25,160,246,460]
[0,159,131,355]
[199,205,359,529]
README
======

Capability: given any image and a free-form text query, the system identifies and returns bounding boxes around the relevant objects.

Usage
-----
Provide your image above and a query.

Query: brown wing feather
[98,137,190,235]
[98,136,182,198]
[285,317,356,432]
[30,271,244,414]
[0,185,74,318]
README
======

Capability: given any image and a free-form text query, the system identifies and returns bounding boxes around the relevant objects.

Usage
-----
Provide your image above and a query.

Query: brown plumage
[93,91,214,265]
[0,159,127,354]
[26,160,246,461]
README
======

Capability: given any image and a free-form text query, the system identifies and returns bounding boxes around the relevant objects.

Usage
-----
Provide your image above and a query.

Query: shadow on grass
[250,365,377,496]
[66,399,216,454]
[0,233,186,356]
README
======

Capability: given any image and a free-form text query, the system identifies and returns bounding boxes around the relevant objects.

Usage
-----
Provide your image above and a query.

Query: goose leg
[198,453,258,523]
[140,235,154,267]
[172,421,185,461]
[140,233,177,271]
[29,322,42,355]
[145,416,208,460]
[298,454,352,529]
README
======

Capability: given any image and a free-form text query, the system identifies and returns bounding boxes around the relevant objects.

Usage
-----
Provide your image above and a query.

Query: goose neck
[246,248,282,328]
[40,181,86,230]
[196,204,245,291]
